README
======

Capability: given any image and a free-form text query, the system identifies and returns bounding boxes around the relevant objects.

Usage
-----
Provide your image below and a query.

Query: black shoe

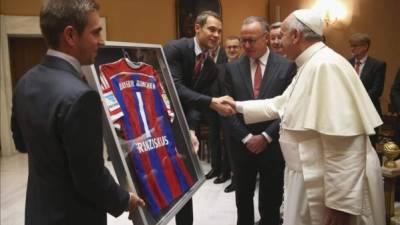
[224,183,235,193]
[205,169,219,179]
[213,175,230,184]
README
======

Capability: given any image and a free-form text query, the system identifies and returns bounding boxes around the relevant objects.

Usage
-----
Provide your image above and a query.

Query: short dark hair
[349,33,371,47]
[225,35,240,41]
[242,16,270,33]
[40,0,100,49]
[195,10,222,27]
[270,22,282,30]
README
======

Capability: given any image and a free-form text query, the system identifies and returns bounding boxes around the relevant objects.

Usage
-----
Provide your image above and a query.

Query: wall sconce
[312,0,347,26]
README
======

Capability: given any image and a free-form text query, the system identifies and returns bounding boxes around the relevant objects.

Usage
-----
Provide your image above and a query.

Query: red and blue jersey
[99,59,193,215]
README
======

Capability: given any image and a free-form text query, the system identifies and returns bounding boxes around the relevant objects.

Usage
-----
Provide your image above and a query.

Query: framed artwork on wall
[176,0,222,38]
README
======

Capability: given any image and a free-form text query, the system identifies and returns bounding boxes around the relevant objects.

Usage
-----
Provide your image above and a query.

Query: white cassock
[237,42,386,225]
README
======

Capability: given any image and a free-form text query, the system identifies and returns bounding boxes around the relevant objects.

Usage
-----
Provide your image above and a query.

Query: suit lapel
[194,56,214,89]
[349,57,355,67]
[238,57,254,99]
[216,48,228,64]
[360,56,371,80]
[258,53,278,98]
[187,38,196,72]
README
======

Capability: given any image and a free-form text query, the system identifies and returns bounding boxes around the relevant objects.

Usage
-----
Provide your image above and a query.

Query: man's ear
[292,29,301,44]
[194,23,201,35]
[63,25,78,47]
[264,32,270,45]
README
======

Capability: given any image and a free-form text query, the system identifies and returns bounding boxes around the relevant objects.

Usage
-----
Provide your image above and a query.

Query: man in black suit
[11,1,144,224]
[391,68,400,144]
[225,16,296,225]
[205,45,233,185]
[164,10,233,225]
[348,33,386,145]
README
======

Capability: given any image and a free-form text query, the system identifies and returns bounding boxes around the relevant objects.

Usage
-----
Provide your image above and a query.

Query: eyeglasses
[239,33,266,45]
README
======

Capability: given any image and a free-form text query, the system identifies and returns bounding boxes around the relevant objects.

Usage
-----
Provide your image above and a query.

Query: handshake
[209,95,237,116]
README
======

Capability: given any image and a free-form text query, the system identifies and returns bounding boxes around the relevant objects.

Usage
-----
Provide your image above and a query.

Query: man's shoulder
[270,52,293,67]
[367,56,386,66]
[227,55,247,68]
[164,37,193,49]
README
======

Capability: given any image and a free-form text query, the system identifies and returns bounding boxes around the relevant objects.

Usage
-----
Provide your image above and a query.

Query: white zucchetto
[293,9,323,36]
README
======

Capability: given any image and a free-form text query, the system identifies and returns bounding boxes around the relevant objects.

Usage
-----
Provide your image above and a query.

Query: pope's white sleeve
[320,134,367,215]
[240,76,297,124]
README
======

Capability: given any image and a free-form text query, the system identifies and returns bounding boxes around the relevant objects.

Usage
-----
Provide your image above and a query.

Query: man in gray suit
[225,16,296,225]
[11,0,144,224]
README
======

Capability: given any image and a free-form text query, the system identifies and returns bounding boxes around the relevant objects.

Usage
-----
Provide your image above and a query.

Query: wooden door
[8,36,47,89]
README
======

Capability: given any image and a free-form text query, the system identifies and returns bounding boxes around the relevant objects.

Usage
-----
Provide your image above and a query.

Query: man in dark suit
[205,45,232,185]
[348,33,386,145]
[349,33,386,116]
[163,10,233,225]
[10,1,144,224]
[391,68,400,144]
[225,16,296,225]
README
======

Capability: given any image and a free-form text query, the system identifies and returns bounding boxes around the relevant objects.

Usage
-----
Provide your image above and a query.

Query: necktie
[253,59,262,98]
[355,60,361,75]
[193,53,206,80]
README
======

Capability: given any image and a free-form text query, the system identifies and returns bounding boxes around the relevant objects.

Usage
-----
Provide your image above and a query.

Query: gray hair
[285,14,323,41]
[242,16,270,33]
[349,33,371,47]
[40,0,100,49]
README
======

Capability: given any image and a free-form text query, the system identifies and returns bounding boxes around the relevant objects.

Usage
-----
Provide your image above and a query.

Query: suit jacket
[391,68,400,113]
[11,55,129,225]
[210,47,228,97]
[349,56,386,115]
[225,52,296,160]
[163,37,221,128]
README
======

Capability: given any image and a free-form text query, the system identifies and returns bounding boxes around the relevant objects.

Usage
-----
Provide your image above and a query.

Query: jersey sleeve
[99,65,125,123]
[152,68,175,122]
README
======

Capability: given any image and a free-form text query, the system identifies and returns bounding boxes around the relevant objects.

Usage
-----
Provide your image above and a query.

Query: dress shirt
[47,49,83,76]
[355,55,368,75]
[241,49,272,144]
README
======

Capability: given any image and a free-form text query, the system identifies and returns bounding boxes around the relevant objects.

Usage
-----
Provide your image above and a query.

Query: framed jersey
[82,42,205,225]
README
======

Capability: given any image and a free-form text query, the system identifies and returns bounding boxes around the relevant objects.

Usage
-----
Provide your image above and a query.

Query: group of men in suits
[11,0,391,224]
[163,10,234,225]
[164,11,296,225]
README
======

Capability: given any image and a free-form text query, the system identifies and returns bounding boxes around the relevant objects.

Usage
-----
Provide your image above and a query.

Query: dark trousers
[234,148,284,225]
[204,110,222,175]
[221,118,234,179]
[175,199,193,225]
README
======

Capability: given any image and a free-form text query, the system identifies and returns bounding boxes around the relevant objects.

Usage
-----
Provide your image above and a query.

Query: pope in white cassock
[223,9,386,225]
